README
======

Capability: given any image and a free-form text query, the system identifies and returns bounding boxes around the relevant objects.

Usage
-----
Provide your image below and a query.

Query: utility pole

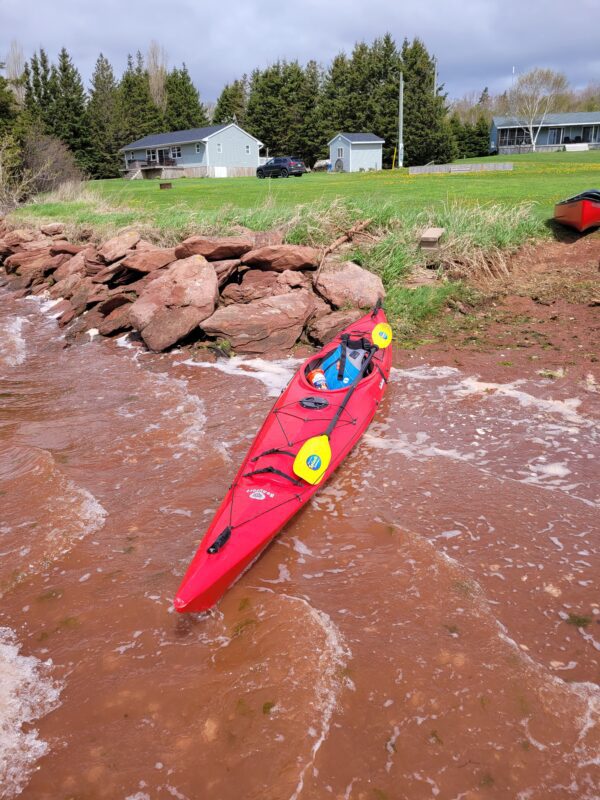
[433,57,437,97]
[398,71,404,168]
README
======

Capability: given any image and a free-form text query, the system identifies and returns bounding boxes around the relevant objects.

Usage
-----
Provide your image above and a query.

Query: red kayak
[554,189,600,233]
[175,304,392,612]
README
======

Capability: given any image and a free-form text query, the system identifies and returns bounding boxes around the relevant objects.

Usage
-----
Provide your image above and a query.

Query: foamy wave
[251,590,351,800]
[0,317,28,368]
[392,365,460,381]
[0,628,62,799]
[288,596,351,800]
[453,377,588,425]
[153,373,206,450]
[182,355,301,396]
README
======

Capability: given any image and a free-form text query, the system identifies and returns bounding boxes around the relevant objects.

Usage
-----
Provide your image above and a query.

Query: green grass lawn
[14,150,600,235]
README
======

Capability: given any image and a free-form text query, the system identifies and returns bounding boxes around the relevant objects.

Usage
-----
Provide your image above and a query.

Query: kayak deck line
[174,305,393,613]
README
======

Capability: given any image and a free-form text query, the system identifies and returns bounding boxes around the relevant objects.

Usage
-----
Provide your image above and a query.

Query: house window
[146,149,157,162]
[195,143,201,153]
[498,128,530,147]
[547,127,562,145]
[245,144,251,154]
[337,147,344,158]
[216,143,223,153]
[126,151,134,161]
[171,146,182,158]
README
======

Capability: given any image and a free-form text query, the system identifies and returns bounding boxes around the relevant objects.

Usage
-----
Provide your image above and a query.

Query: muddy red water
[1,287,598,800]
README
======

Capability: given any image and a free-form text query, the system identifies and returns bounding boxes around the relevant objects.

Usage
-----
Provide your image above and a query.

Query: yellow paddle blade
[372,322,393,349]
[293,435,331,485]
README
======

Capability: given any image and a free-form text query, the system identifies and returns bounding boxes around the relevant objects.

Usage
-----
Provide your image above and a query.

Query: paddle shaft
[324,346,378,438]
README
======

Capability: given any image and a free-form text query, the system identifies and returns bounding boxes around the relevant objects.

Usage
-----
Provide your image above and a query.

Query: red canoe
[554,189,600,233]
[175,305,392,612]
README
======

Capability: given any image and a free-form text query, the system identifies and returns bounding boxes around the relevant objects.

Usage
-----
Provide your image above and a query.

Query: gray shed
[120,123,263,179]
[328,133,384,172]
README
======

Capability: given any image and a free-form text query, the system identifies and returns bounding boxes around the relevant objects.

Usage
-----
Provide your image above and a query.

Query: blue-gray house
[328,133,384,172]
[120,123,263,178]
[490,112,600,154]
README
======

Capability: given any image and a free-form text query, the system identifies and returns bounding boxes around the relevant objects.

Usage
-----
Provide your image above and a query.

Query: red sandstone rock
[40,222,66,236]
[121,248,177,273]
[314,260,385,309]
[53,249,94,282]
[212,259,243,287]
[174,235,253,261]
[305,309,363,344]
[50,272,84,300]
[49,241,83,256]
[4,229,38,248]
[221,269,309,305]
[57,301,76,327]
[98,303,133,336]
[129,255,218,350]
[133,239,156,251]
[201,289,316,353]
[140,306,205,352]
[98,230,141,263]
[7,251,70,286]
[240,244,320,272]
[96,293,134,316]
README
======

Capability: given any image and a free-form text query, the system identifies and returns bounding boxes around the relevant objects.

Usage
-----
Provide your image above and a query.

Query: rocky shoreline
[0,220,384,354]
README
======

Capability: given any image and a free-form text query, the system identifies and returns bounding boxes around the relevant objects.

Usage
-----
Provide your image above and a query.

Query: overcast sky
[1,0,599,102]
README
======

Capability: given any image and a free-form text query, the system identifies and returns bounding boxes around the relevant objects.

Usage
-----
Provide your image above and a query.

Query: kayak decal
[247,488,275,500]
[306,455,322,471]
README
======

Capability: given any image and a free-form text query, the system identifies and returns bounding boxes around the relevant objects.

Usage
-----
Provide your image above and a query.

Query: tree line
[1,35,599,187]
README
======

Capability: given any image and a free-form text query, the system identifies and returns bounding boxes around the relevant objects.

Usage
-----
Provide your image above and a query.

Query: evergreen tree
[88,54,121,178]
[320,34,402,166]
[369,34,403,166]
[49,47,91,171]
[213,76,248,125]
[478,86,490,110]
[449,112,467,158]
[245,61,323,164]
[24,49,54,126]
[245,64,289,156]
[319,52,352,139]
[292,60,324,164]
[0,64,18,134]
[473,114,491,156]
[400,38,456,166]
[116,53,163,146]
[163,64,208,130]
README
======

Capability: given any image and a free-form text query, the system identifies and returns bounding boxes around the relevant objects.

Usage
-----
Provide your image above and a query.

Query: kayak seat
[305,335,374,390]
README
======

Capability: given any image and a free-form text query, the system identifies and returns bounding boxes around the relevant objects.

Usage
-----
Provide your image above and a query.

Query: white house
[120,123,263,179]
[328,132,384,172]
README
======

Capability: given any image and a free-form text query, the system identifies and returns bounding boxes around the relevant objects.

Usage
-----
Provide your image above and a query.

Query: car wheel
[280,168,289,178]
[257,170,265,179]
[293,173,302,178]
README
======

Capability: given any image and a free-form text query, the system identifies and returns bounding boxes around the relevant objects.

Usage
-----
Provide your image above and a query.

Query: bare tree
[146,40,168,111]
[0,131,83,212]
[5,40,25,106]
[508,68,569,151]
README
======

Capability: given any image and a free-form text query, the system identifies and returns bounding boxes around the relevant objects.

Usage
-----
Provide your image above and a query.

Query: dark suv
[257,157,306,179]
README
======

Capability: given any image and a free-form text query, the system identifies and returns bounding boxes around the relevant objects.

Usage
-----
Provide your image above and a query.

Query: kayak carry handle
[207,526,232,554]
[243,467,302,486]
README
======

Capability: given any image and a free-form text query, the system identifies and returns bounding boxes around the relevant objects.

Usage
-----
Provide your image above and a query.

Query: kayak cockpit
[305,333,376,391]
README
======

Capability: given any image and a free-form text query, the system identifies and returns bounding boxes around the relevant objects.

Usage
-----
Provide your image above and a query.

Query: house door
[582,127,592,143]
[157,148,170,165]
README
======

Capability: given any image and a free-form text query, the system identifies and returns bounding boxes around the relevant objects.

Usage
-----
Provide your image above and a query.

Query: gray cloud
[1,0,598,102]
